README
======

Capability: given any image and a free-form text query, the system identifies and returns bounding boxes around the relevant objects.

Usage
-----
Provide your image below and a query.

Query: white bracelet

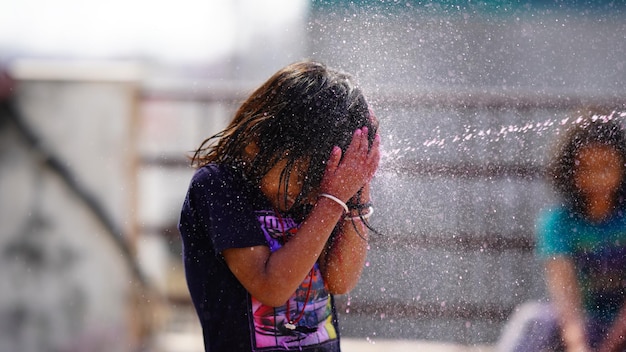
[344,206,374,221]
[318,193,349,213]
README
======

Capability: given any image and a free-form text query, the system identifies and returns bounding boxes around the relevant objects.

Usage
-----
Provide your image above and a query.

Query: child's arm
[222,197,348,307]
[545,257,592,352]
[318,183,371,294]
[222,128,380,307]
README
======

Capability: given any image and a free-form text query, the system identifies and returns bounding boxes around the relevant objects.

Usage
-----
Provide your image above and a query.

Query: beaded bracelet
[344,206,374,221]
[348,201,373,211]
[318,193,349,213]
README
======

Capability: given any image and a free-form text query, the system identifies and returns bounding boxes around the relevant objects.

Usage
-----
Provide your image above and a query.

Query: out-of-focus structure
[308,0,626,345]
[2,1,626,351]
[0,62,153,351]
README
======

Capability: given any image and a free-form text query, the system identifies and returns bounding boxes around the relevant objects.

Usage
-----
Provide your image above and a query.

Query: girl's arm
[318,183,371,294]
[545,257,592,352]
[223,197,347,307]
[222,128,380,307]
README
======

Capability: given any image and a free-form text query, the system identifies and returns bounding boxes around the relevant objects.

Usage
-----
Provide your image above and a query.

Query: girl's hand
[320,127,380,202]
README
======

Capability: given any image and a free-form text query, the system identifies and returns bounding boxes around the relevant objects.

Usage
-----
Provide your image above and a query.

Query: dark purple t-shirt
[178,164,341,352]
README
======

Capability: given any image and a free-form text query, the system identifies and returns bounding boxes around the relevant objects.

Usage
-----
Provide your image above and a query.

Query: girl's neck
[586,195,615,222]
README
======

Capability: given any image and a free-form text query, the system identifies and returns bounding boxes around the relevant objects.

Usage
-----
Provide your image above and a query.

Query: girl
[536,111,626,352]
[178,61,380,352]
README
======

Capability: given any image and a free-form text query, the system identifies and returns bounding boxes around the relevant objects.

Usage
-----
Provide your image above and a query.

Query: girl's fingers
[322,129,380,198]
[360,127,369,152]
[363,134,381,180]
[342,128,377,172]
[369,134,381,163]
[358,127,369,154]
[345,128,363,157]
[344,127,369,162]
[325,146,342,173]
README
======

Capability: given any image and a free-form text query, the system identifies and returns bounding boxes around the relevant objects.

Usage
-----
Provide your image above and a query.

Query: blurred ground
[155,307,495,352]
[342,339,494,352]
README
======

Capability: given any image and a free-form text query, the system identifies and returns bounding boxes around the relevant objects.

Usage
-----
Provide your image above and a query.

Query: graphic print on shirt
[250,210,337,349]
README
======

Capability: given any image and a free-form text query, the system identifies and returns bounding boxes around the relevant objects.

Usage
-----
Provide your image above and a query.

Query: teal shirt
[536,206,626,323]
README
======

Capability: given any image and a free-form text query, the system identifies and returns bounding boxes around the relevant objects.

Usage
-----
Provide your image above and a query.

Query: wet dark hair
[191,61,377,218]
[548,109,626,217]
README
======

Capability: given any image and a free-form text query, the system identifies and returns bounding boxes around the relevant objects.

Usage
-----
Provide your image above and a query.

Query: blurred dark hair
[549,109,626,216]
[191,60,377,216]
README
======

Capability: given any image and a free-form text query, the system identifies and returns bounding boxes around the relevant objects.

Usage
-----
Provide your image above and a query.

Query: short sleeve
[535,207,572,259]
[184,165,267,255]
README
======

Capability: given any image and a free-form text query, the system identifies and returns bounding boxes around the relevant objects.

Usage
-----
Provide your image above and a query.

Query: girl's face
[574,144,624,200]
[260,158,315,212]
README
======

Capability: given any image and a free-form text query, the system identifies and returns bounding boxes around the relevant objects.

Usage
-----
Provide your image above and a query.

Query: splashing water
[379,110,626,166]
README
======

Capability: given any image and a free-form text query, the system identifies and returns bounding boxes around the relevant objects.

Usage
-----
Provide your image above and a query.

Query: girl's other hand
[320,127,380,202]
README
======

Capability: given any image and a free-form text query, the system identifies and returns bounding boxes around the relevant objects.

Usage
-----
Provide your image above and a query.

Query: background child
[499,110,626,352]
[178,61,380,352]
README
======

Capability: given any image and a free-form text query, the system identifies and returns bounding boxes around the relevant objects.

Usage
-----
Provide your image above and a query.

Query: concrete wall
[0,61,144,352]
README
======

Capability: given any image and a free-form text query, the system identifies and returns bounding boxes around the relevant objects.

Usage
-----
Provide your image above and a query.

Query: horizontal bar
[369,231,534,252]
[335,299,513,322]
[144,220,534,252]
[141,83,626,109]
[383,161,545,180]
[369,89,626,110]
[140,155,547,181]
[166,280,516,321]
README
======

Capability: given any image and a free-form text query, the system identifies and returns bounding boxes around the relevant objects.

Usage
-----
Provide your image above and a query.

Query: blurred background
[1,0,626,351]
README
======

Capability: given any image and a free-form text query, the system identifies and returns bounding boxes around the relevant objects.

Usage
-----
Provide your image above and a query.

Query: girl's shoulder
[188,163,242,196]
[537,205,570,224]
[192,163,242,185]
[190,163,268,207]
[536,205,581,234]
[193,162,227,178]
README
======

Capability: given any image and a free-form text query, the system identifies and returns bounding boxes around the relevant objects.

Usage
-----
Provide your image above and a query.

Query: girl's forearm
[224,195,346,307]
[561,321,590,352]
[545,258,591,352]
[319,185,371,294]
[263,197,348,297]
[320,219,369,294]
